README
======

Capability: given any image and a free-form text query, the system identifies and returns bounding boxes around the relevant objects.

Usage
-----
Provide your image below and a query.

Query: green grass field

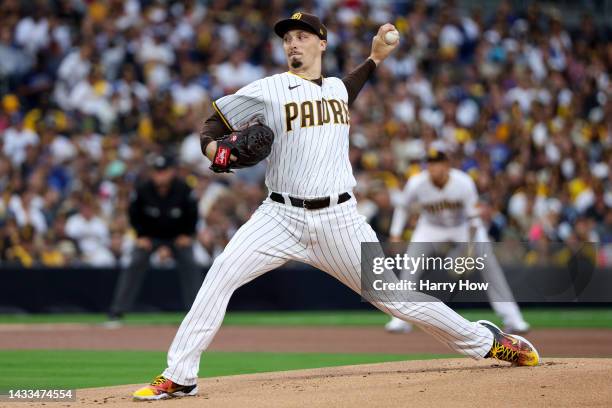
[0,308,611,328]
[0,350,455,389]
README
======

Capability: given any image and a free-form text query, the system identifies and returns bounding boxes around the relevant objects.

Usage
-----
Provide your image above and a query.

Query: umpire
[108,154,202,321]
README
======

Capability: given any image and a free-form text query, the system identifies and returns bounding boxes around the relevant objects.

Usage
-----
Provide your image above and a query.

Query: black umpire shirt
[129,178,198,240]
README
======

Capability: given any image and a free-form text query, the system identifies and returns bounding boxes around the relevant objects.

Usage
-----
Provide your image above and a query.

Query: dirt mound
[8,358,611,408]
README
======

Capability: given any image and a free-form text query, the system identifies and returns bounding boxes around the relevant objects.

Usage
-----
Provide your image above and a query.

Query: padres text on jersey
[213,72,354,198]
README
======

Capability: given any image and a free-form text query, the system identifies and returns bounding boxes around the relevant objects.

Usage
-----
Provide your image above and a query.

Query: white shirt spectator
[524,44,547,81]
[49,135,77,164]
[138,36,175,65]
[113,77,150,114]
[439,24,463,49]
[385,53,417,78]
[558,88,572,107]
[2,126,39,166]
[393,98,416,123]
[218,24,240,50]
[15,17,49,55]
[8,195,47,234]
[77,132,104,161]
[420,107,445,128]
[137,36,175,89]
[505,85,536,113]
[508,191,548,227]
[407,74,435,106]
[392,137,426,168]
[369,5,393,25]
[170,20,196,47]
[214,59,264,91]
[65,212,114,267]
[115,0,141,31]
[548,31,571,72]
[171,80,208,110]
[55,48,92,110]
[69,80,116,126]
[456,99,479,127]
[51,22,72,53]
[183,2,207,26]
[101,42,126,80]
[531,122,548,147]
[575,189,596,214]
[57,49,91,89]
[461,17,480,41]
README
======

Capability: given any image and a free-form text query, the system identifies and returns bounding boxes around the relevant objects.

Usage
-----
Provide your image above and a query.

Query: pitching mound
[10,358,610,407]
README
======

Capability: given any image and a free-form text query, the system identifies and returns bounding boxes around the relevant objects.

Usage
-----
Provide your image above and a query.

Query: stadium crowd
[0,0,610,268]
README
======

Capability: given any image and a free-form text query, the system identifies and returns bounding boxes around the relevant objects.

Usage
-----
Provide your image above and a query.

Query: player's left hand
[205,141,237,162]
[369,23,400,65]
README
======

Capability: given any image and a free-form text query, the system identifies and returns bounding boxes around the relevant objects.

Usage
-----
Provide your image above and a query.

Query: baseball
[384,30,399,45]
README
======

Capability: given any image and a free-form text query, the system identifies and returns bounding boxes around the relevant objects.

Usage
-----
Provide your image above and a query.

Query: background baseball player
[385,148,530,334]
[132,13,539,401]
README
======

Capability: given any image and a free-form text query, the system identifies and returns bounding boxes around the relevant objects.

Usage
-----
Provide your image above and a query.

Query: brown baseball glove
[209,124,274,173]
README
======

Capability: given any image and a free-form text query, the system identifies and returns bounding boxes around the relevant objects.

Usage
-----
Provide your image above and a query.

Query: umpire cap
[274,12,327,41]
[148,154,175,170]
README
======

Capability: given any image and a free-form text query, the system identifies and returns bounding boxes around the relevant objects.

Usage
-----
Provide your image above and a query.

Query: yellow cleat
[133,375,198,401]
[479,320,540,366]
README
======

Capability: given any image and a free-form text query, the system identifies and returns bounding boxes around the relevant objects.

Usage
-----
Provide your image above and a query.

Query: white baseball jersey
[159,71,494,387]
[391,168,526,329]
[390,168,480,237]
[213,72,354,198]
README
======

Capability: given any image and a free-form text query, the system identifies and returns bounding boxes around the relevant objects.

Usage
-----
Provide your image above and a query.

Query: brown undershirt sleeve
[342,58,377,107]
[200,111,232,156]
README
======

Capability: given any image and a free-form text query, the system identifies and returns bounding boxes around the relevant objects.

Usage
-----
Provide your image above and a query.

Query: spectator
[113,64,149,133]
[47,213,80,265]
[214,48,264,93]
[0,0,609,269]
[54,43,94,109]
[8,189,47,235]
[68,65,116,129]
[170,62,208,111]
[65,194,114,267]
[137,30,175,91]
[0,26,34,83]
[2,114,39,167]
[14,6,49,56]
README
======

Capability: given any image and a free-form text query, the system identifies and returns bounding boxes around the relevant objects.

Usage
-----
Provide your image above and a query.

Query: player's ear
[320,40,327,52]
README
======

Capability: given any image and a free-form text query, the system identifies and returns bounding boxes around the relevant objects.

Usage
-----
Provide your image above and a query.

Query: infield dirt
[1,324,611,356]
[4,358,612,407]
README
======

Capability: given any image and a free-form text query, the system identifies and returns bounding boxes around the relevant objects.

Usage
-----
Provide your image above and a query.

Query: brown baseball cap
[426,147,449,163]
[274,12,327,41]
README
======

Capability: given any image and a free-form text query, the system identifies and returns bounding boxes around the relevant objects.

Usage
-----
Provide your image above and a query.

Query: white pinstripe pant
[406,221,526,328]
[163,198,493,385]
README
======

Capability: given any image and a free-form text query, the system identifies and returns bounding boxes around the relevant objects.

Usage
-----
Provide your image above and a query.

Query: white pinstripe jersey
[213,72,353,198]
[399,169,479,228]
